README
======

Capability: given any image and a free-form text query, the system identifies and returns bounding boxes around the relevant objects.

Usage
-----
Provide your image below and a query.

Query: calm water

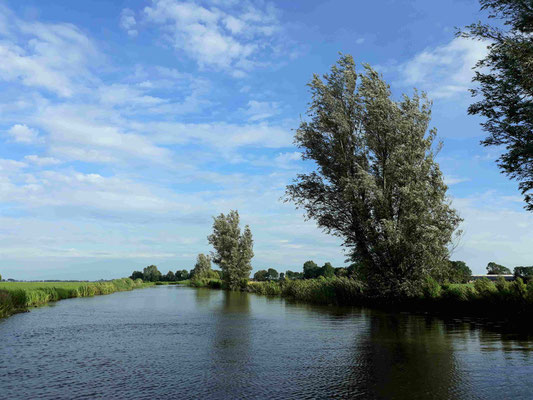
[0,286,532,399]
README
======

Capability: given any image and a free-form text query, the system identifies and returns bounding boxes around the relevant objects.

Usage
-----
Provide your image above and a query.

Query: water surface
[0,286,531,399]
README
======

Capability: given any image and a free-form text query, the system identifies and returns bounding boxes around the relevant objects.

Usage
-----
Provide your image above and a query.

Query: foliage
[0,278,151,319]
[254,269,269,281]
[208,210,254,290]
[487,262,512,275]
[303,261,320,279]
[143,265,162,282]
[286,55,461,297]
[130,271,143,280]
[320,262,335,278]
[334,267,348,277]
[460,0,533,210]
[514,266,533,282]
[175,269,190,281]
[267,268,279,280]
[163,271,176,282]
[285,270,304,280]
[191,253,213,280]
[439,260,472,284]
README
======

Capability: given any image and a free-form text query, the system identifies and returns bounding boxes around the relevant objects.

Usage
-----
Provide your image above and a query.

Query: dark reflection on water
[0,286,532,399]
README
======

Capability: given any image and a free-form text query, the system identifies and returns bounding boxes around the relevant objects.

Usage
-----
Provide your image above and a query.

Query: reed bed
[0,278,151,319]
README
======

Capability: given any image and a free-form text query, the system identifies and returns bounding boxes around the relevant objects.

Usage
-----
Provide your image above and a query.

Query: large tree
[286,55,461,297]
[208,210,254,290]
[461,0,533,211]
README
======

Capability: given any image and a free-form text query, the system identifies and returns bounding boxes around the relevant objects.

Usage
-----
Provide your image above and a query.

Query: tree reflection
[343,310,467,399]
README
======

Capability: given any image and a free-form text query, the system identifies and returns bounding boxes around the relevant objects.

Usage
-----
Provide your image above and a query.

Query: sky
[0,0,531,280]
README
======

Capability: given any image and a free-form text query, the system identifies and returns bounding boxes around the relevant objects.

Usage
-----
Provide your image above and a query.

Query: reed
[0,278,151,319]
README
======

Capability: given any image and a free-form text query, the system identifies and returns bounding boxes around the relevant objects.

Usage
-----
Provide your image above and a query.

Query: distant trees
[445,261,472,284]
[130,271,143,280]
[303,261,320,279]
[321,262,335,278]
[142,265,162,282]
[487,262,512,275]
[208,210,254,290]
[175,269,189,281]
[286,270,304,280]
[514,266,533,282]
[253,268,279,281]
[163,271,176,282]
[285,55,461,297]
[461,0,533,211]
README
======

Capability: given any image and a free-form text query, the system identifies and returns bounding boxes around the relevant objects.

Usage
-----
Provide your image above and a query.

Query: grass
[246,276,533,327]
[0,278,153,319]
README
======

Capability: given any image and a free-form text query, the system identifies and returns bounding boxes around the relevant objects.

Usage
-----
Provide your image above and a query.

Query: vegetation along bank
[0,278,152,319]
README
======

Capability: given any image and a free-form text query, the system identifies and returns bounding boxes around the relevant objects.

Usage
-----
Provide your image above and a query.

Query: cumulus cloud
[398,37,489,99]
[7,124,40,143]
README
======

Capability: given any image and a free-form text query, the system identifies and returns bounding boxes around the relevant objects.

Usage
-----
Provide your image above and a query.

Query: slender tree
[286,55,461,297]
[191,253,212,279]
[208,210,254,290]
[460,0,533,210]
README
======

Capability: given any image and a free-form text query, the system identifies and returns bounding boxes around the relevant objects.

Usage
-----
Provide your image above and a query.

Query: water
[0,286,532,399]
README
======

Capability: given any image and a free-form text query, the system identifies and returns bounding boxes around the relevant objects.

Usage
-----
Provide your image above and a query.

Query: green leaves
[461,0,533,211]
[286,55,461,298]
[208,210,254,290]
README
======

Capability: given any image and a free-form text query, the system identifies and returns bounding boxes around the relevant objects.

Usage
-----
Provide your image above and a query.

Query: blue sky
[0,0,531,280]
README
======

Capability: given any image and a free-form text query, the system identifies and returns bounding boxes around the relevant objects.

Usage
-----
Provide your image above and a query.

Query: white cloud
[452,192,533,274]
[143,0,284,75]
[444,175,470,186]
[37,104,172,164]
[243,100,280,121]
[24,155,61,166]
[0,10,100,97]
[7,124,40,143]
[398,37,489,99]
[120,8,138,37]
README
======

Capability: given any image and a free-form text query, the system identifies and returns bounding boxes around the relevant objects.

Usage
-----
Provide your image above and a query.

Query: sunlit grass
[0,278,152,319]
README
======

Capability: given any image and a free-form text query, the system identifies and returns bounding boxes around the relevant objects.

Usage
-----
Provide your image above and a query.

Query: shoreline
[0,278,153,319]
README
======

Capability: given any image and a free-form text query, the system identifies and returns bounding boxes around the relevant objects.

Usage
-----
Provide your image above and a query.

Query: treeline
[130,259,222,283]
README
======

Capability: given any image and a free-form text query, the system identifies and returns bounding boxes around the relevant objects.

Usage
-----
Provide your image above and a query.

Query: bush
[422,277,442,299]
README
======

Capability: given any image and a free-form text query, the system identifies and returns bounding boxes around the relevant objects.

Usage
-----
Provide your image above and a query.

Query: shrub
[422,277,442,300]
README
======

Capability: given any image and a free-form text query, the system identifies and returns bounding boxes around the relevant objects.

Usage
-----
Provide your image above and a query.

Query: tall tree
[286,55,461,297]
[208,210,254,290]
[461,0,533,211]
[191,253,212,279]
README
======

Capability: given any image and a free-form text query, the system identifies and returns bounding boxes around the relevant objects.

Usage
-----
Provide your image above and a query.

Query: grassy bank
[245,277,533,327]
[0,278,152,319]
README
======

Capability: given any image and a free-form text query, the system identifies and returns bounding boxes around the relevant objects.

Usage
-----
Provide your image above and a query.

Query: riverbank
[186,276,533,329]
[0,278,153,319]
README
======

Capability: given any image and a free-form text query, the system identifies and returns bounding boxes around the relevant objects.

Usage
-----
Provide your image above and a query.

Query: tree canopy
[142,265,162,282]
[191,253,212,280]
[208,210,254,290]
[461,0,533,211]
[286,55,461,297]
[486,262,512,275]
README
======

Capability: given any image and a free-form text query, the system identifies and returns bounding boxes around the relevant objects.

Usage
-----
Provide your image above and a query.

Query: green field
[0,278,153,319]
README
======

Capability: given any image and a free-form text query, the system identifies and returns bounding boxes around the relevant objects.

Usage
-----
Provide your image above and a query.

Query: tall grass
[0,278,151,319]
[246,276,533,325]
